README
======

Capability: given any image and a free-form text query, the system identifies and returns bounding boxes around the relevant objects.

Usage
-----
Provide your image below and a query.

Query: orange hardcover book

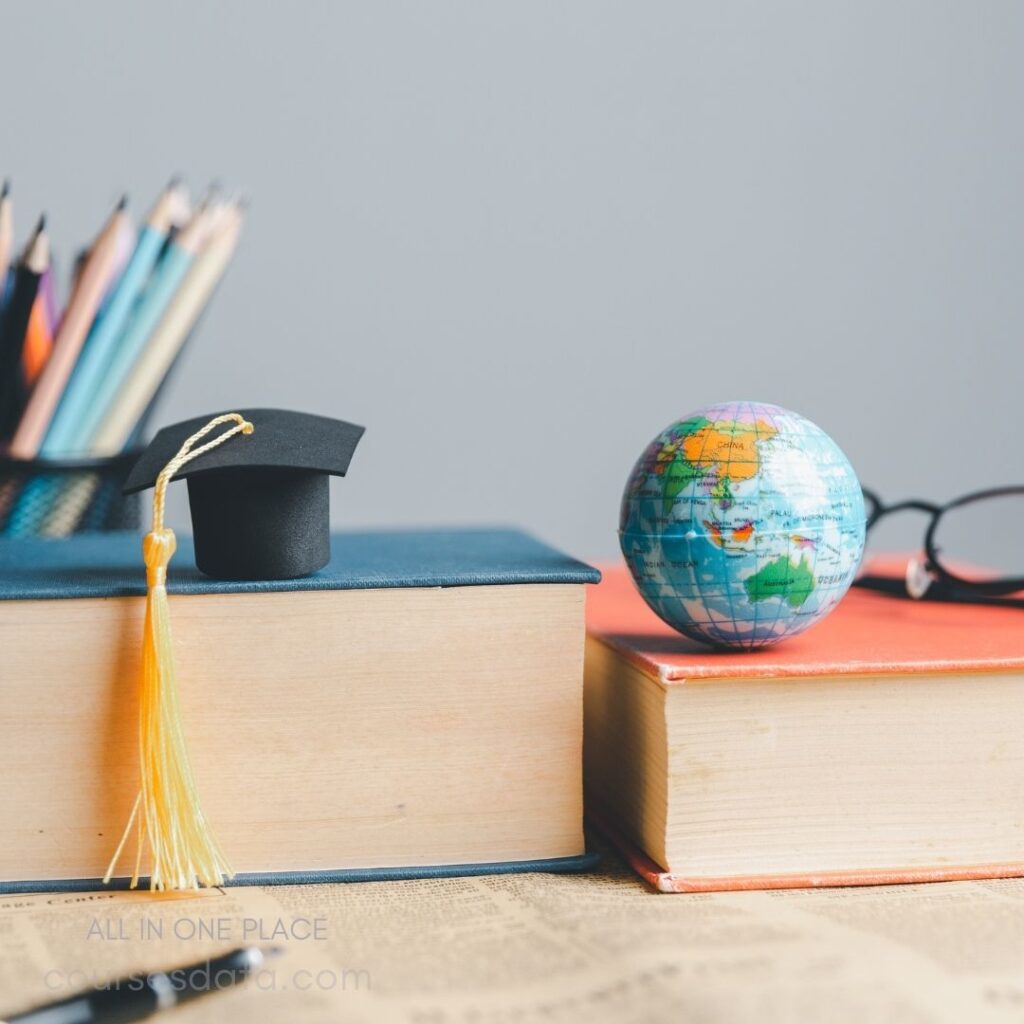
[585,559,1024,892]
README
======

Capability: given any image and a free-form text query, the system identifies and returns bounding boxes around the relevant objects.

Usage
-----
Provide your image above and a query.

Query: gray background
[2,1,1021,561]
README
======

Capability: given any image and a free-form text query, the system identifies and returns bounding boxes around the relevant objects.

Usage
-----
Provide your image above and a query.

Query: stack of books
[6,526,1023,896]
[5,509,1023,897]
[0,527,600,892]
[584,561,1024,891]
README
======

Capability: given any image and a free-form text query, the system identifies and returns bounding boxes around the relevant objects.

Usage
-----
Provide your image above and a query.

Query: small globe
[620,401,866,650]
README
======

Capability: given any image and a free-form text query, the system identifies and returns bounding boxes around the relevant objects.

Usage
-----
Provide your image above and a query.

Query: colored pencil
[90,203,243,454]
[9,197,129,458]
[0,180,12,308]
[0,216,49,437]
[41,181,190,455]
[20,282,54,387]
[71,199,219,451]
[103,215,138,312]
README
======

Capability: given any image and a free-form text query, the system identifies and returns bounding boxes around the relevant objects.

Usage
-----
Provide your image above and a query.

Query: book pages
[2,845,1023,1023]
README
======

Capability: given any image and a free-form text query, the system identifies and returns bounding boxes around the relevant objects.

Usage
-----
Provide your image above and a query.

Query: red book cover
[588,558,1024,682]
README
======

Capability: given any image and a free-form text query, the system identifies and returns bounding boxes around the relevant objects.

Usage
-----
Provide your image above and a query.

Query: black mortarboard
[124,408,365,581]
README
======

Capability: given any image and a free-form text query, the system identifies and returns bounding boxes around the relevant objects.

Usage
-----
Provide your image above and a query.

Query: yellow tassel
[105,413,254,891]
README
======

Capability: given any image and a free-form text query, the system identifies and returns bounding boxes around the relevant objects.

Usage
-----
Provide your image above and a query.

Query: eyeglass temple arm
[854,574,1024,607]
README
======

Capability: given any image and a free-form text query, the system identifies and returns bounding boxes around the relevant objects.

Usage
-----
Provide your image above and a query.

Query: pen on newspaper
[4,946,279,1024]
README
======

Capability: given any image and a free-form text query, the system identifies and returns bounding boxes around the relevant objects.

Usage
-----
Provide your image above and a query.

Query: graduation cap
[125,408,365,580]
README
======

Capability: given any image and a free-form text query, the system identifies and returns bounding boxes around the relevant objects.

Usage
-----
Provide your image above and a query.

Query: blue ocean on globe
[619,401,866,650]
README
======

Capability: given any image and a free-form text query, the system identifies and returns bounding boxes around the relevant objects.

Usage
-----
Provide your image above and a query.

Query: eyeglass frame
[860,485,1024,598]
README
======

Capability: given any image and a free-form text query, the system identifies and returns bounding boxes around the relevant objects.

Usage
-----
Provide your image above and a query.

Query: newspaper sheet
[2,845,1023,1023]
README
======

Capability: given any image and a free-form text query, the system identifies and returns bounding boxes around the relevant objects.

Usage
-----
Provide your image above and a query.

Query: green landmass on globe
[744,553,816,609]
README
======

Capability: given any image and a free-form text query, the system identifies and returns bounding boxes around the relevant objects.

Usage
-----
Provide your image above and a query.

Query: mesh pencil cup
[0,451,142,537]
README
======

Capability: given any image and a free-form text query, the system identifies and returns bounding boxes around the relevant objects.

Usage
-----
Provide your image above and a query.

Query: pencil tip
[167,173,183,189]
[117,193,128,211]
[1,179,9,199]
[35,213,46,233]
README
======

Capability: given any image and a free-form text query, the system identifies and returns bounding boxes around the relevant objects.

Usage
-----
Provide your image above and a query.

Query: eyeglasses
[854,486,1024,607]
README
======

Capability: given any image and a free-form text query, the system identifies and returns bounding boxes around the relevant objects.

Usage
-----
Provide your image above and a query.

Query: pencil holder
[0,451,142,537]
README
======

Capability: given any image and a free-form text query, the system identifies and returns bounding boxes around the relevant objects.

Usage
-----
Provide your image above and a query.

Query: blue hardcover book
[0,528,600,893]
